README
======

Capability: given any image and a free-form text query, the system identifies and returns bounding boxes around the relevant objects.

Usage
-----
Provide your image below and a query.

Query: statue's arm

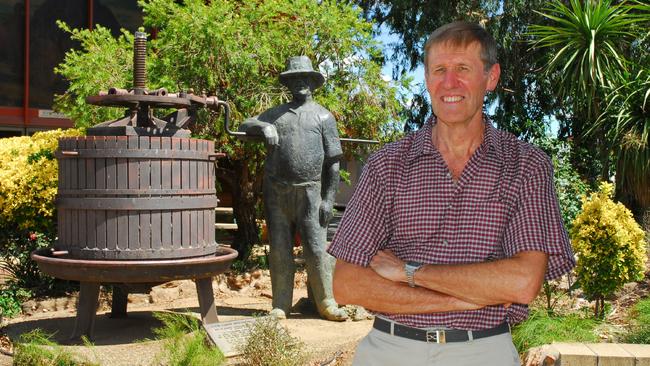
[319,112,343,227]
[238,117,278,146]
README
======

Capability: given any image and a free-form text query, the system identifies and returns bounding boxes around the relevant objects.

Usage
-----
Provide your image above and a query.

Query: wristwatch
[404,261,423,288]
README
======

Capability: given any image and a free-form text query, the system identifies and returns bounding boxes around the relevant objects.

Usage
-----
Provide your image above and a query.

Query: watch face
[406,261,421,269]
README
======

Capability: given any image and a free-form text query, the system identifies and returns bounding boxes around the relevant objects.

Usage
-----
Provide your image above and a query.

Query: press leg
[195,277,218,324]
[110,285,129,318]
[71,282,100,340]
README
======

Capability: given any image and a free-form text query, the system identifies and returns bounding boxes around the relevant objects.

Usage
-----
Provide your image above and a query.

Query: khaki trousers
[352,328,521,366]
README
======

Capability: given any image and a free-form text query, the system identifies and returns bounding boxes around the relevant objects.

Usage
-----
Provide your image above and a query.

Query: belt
[373,317,510,344]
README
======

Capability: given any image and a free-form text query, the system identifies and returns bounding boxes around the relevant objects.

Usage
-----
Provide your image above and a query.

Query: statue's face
[284,77,312,99]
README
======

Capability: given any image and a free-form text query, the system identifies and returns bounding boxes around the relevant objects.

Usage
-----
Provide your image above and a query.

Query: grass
[238,316,308,366]
[12,329,98,366]
[623,297,650,343]
[512,309,600,352]
[151,311,225,366]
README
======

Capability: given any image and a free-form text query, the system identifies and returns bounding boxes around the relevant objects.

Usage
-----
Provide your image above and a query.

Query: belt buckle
[426,330,446,344]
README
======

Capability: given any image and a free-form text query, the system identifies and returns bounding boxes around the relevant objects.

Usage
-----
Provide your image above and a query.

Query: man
[328,22,575,365]
[239,56,348,321]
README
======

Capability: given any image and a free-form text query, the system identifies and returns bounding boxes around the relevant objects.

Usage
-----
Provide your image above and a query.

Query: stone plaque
[203,317,271,357]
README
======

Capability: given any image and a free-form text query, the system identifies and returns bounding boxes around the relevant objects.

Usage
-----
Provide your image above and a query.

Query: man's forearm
[414,251,548,306]
[333,260,481,314]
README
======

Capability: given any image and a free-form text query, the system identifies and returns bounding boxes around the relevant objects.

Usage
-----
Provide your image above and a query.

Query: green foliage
[512,309,599,353]
[13,329,98,366]
[55,0,406,258]
[238,316,307,366]
[624,297,650,344]
[533,136,590,231]
[0,284,30,319]
[0,129,83,235]
[529,0,637,107]
[53,22,134,129]
[0,129,83,296]
[571,182,647,318]
[152,311,224,366]
[529,0,649,204]
[600,63,650,218]
[357,0,558,139]
[1,232,54,293]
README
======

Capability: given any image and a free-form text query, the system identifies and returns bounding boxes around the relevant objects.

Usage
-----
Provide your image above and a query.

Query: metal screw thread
[133,32,147,94]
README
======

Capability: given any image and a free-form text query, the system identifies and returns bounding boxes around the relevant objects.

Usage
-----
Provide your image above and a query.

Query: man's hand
[319,200,334,227]
[262,125,279,146]
[369,250,407,283]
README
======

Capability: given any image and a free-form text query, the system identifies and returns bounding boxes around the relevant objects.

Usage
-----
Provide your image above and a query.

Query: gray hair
[423,21,498,72]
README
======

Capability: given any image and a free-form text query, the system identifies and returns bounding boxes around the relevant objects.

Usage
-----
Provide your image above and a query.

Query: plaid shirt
[328,117,575,330]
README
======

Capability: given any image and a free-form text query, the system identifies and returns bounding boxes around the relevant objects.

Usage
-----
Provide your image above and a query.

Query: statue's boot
[317,300,348,321]
[269,308,287,319]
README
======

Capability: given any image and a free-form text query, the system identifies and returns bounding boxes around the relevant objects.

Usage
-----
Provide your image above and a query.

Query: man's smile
[442,96,464,103]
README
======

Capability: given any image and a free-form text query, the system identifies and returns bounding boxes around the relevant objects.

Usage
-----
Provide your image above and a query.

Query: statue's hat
[279,56,325,88]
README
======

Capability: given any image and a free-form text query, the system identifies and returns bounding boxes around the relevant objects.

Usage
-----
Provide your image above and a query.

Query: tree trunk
[216,159,261,261]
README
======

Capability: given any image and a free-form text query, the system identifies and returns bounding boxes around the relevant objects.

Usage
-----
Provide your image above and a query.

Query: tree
[54,0,406,260]
[356,0,559,141]
[530,0,649,229]
[571,182,646,318]
[528,0,639,181]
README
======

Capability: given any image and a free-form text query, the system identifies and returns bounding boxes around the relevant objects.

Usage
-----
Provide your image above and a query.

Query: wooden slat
[190,139,197,190]
[150,137,162,252]
[139,137,151,251]
[197,208,204,246]
[76,139,86,249]
[100,136,118,251]
[128,136,140,252]
[172,138,182,250]
[105,136,116,189]
[161,137,172,250]
[150,137,162,189]
[95,138,107,252]
[77,138,86,190]
[181,139,190,248]
[209,207,215,243]
[85,137,96,190]
[172,138,181,190]
[68,137,83,248]
[116,137,128,250]
[95,137,106,190]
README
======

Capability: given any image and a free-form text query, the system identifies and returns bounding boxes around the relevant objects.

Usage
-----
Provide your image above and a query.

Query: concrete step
[528,343,650,366]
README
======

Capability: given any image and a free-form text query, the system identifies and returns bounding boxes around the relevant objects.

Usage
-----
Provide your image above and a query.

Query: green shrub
[512,309,599,353]
[0,129,82,297]
[0,129,83,234]
[238,316,307,366]
[571,182,647,318]
[0,284,31,318]
[152,311,224,366]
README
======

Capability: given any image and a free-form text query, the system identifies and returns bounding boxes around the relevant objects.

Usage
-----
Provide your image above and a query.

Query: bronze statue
[239,56,348,321]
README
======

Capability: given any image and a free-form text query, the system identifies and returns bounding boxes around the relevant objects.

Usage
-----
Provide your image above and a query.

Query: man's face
[425,41,500,127]
[285,77,312,99]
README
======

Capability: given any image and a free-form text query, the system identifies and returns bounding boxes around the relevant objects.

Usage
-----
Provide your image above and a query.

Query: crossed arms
[332,250,548,314]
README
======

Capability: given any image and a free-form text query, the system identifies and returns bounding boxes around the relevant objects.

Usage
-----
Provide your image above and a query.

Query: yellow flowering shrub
[571,182,647,317]
[0,129,83,234]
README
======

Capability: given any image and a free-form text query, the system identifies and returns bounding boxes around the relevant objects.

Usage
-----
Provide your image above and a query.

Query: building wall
[0,0,142,136]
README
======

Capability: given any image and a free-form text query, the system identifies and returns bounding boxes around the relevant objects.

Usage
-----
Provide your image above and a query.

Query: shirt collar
[405,115,497,163]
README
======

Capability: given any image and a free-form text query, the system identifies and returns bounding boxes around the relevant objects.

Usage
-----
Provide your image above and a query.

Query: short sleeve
[321,113,343,161]
[327,157,390,266]
[503,155,575,280]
